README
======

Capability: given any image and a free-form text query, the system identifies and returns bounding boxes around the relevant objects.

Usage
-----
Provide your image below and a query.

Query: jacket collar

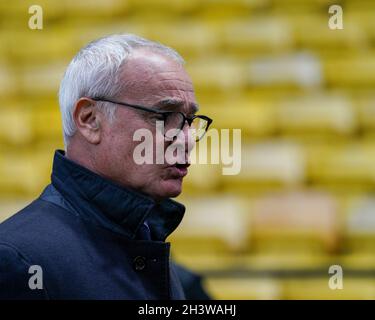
[50,150,185,241]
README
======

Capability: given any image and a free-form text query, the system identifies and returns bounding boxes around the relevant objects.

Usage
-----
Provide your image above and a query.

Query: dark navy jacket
[0,150,189,299]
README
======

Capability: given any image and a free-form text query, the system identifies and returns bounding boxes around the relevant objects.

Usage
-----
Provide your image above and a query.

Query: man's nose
[174,121,196,153]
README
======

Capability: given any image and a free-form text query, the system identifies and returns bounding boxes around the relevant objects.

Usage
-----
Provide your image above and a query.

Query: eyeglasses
[91,97,213,142]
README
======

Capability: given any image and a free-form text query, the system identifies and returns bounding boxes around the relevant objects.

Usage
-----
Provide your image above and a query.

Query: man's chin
[157,179,183,199]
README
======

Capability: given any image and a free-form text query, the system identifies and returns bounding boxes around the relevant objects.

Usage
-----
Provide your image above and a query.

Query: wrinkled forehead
[119,49,198,113]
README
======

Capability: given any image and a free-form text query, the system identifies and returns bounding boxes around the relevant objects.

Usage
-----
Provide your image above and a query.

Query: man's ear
[72,98,102,144]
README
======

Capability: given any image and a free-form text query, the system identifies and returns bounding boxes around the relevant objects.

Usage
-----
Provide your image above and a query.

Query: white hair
[58,34,185,148]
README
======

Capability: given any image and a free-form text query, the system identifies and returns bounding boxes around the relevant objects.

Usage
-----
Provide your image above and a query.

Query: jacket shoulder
[0,197,81,256]
[0,197,77,234]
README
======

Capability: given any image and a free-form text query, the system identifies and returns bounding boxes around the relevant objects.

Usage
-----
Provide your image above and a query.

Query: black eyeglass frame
[91,97,213,141]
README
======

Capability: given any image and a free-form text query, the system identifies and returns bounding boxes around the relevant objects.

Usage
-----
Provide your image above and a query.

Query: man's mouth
[168,163,190,178]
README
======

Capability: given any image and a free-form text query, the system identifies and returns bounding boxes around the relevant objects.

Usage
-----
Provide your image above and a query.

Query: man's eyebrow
[154,98,199,113]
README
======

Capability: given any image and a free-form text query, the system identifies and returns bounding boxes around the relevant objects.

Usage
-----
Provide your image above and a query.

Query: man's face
[98,49,198,201]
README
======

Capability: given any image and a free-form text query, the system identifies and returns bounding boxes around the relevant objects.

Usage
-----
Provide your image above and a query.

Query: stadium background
[1,0,375,299]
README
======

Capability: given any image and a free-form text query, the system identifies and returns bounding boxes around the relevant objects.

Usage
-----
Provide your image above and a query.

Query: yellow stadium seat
[19,63,66,95]
[283,278,375,300]
[149,22,218,58]
[127,0,198,14]
[63,0,127,17]
[0,151,52,196]
[6,29,75,64]
[208,277,375,300]
[341,252,375,270]
[307,142,375,185]
[242,252,333,272]
[205,277,282,300]
[277,93,357,135]
[0,64,16,97]
[249,191,339,253]
[223,141,305,189]
[0,107,33,145]
[187,59,246,91]
[345,196,375,252]
[221,17,293,54]
[348,9,375,44]
[290,16,367,51]
[356,95,375,131]
[204,97,276,137]
[70,22,152,52]
[182,162,222,194]
[170,195,249,254]
[271,0,332,11]
[324,55,375,87]
[172,253,241,272]
[247,52,323,89]
[32,105,63,141]
[197,0,267,21]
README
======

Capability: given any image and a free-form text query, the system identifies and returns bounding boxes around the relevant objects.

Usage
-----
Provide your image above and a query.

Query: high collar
[50,150,185,241]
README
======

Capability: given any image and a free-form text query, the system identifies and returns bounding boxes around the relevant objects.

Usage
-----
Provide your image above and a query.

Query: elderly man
[0,34,212,299]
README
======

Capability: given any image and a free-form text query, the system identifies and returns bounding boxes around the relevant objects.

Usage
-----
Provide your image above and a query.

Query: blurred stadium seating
[1,0,375,299]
